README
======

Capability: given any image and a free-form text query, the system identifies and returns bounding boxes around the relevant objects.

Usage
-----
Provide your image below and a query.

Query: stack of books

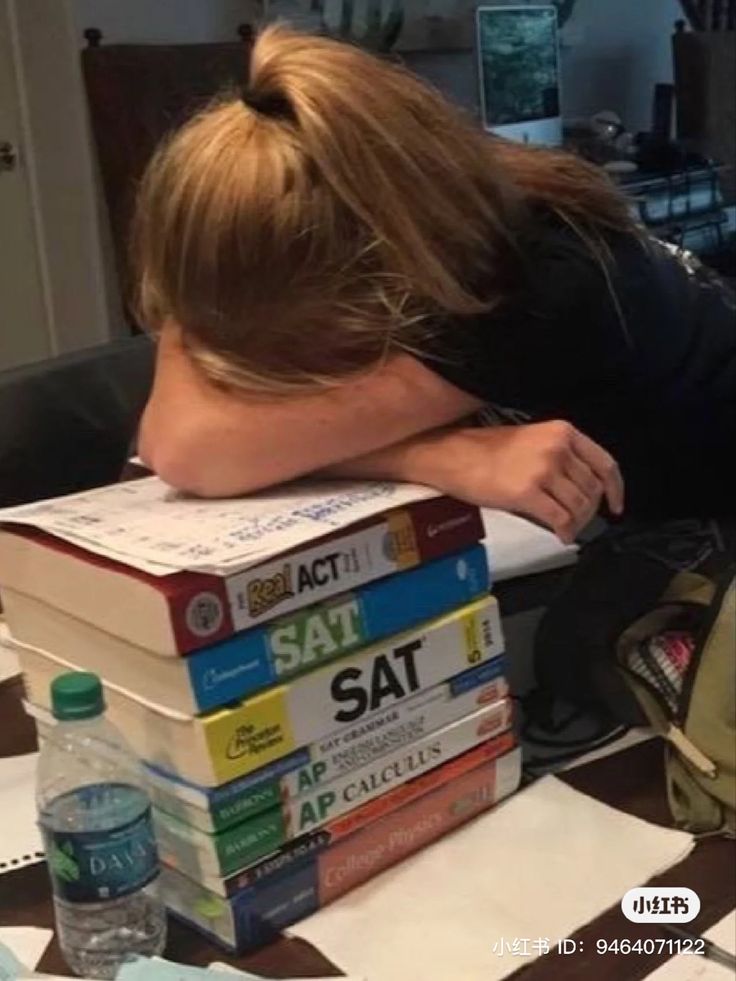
[0,477,521,952]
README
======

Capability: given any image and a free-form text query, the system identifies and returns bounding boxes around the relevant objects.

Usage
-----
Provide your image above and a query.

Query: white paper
[0,930,51,971]
[0,623,20,685]
[0,936,102,981]
[0,754,44,875]
[291,776,694,981]
[119,958,363,981]
[481,509,578,582]
[643,911,736,979]
[210,966,364,981]
[0,477,436,576]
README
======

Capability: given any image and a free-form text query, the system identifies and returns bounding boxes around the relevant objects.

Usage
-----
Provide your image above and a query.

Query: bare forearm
[320,421,624,544]
[139,323,481,496]
[318,429,457,488]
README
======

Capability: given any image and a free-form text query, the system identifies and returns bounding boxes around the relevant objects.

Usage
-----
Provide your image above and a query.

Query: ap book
[153,700,513,882]
[160,745,522,952]
[144,656,509,835]
[158,730,516,898]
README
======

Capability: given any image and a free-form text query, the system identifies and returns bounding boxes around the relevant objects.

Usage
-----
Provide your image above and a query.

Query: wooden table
[1,676,734,980]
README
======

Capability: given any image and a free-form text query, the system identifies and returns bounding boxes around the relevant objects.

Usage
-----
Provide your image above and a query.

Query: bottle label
[41,785,160,903]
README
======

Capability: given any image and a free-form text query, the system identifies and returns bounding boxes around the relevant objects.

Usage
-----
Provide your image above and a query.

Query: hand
[323,420,624,543]
[427,422,624,542]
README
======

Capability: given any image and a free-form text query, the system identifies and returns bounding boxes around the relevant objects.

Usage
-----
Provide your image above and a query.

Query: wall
[561,0,682,131]
[72,0,251,44]
[404,0,683,133]
[61,0,685,351]
[70,0,684,135]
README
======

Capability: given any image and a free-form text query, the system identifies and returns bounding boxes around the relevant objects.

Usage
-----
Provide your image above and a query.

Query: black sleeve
[416,221,634,419]
[416,222,736,518]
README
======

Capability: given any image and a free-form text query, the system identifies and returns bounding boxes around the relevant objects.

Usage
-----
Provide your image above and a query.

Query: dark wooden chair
[673,18,736,202]
[0,335,154,507]
[80,26,254,328]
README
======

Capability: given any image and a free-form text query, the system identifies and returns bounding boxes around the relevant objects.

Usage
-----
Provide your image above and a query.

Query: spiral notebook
[0,753,44,875]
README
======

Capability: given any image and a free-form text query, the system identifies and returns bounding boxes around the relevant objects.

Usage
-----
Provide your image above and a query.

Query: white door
[0,0,53,370]
[0,0,121,375]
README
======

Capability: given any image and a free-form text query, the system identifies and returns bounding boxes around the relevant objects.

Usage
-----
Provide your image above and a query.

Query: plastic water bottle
[36,672,167,978]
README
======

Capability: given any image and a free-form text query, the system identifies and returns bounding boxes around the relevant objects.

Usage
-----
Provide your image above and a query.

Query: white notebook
[0,753,44,876]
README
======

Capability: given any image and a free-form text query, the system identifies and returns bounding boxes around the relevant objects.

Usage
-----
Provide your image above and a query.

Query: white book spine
[281,675,510,798]
[144,662,508,834]
[283,700,513,836]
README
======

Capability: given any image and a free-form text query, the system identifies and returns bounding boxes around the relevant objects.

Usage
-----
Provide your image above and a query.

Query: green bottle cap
[50,672,105,721]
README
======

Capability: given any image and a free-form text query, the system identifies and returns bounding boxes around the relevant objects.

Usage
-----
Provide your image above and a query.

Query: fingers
[526,490,578,544]
[564,453,603,501]
[542,473,600,541]
[427,418,622,544]
[570,429,625,515]
[529,422,617,542]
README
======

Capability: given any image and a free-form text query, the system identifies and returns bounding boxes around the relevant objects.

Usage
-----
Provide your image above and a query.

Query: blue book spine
[186,544,490,711]
[167,859,320,952]
[165,735,519,951]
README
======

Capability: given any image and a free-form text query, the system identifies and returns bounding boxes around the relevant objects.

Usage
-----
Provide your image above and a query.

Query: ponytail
[132,25,637,394]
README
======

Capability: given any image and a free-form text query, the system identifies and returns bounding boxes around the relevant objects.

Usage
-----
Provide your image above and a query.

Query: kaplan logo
[426,513,472,539]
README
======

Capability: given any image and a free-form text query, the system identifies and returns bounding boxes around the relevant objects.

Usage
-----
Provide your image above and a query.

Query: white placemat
[0,928,52,971]
[291,776,694,981]
[643,910,736,979]
[0,753,44,875]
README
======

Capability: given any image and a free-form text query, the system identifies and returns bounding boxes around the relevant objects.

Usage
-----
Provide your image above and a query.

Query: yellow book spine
[203,598,498,784]
[205,686,296,784]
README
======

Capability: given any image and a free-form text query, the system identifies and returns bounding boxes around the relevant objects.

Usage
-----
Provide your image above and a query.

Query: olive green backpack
[617,566,735,836]
[535,519,735,838]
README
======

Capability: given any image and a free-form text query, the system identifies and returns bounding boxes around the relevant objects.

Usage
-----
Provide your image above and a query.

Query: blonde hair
[132,25,635,393]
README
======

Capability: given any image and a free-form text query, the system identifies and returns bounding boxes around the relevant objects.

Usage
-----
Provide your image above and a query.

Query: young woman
[135,26,735,543]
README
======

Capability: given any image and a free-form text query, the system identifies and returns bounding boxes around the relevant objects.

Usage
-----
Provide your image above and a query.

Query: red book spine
[166,574,236,654]
[324,726,514,842]
[160,744,520,952]
[408,495,485,563]
[225,730,514,895]
[1,525,237,655]
[168,496,483,655]
[318,744,520,904]
[4,495,483,656]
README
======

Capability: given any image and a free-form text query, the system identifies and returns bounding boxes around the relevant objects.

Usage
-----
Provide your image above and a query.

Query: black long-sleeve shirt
[418,219,735,518]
